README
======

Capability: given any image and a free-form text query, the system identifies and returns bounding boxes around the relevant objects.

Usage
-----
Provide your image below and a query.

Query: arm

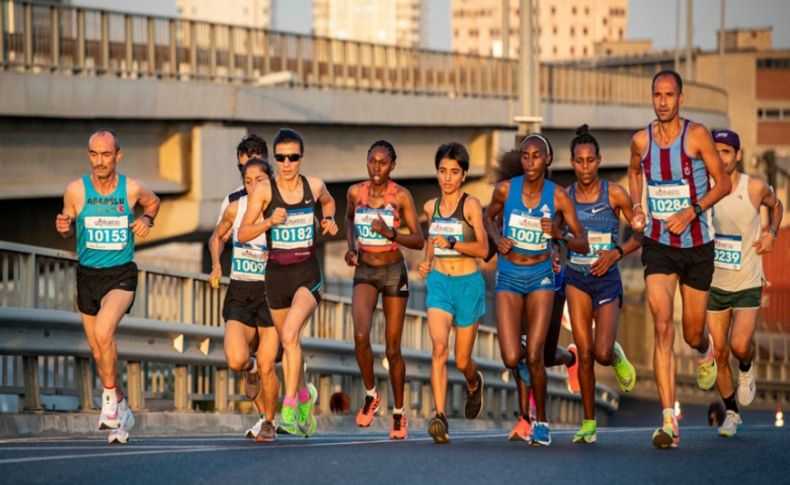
[431,196,489,258]
[752,178,784,255]
[238,183,280,243]
[590,183,643,277]
[628,130,648,233]
[391,187,425,250]
[418,200,435,278]
[344,185,360,266]
[129,178,160,238]
[554,188,589,254]
[208,202,237,288]
[313,177,339,236]
[55,181,81,239]
[484,181,514,255]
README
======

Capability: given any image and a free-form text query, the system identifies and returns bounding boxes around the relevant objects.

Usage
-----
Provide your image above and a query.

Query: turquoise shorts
[426,270,486,327]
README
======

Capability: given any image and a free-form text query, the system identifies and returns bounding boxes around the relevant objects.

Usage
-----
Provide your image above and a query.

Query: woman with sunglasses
[345,140,424,440]
[239,128,338,437]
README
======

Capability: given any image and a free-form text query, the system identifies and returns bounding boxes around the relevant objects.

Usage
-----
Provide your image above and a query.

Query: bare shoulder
[631,128,649,152]
[64,178,84,196]
[423,197,437,215]
[687,121,711,138]
[747,173,770,195]
[493,179,511,198]
[463,194,483,214]
[394,183,415,203]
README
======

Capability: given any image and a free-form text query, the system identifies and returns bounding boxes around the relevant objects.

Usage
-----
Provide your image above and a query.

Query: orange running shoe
[566,344,580,394]
[355,392,381,427]
[390,413,408,440]
[508,416,532,442]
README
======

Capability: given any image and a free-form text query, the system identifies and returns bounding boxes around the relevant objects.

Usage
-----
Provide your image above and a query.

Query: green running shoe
[572,419,597,444]
[612,342,636,392]
[297,383,318,437]
[279,404,299,436]
[696,335,718,391]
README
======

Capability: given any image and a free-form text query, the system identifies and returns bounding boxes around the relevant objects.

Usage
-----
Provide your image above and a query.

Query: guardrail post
[420,383,432,417]
[333,300,344,340]
[189,21,197,79]
[18,252,36,308]
[208,23,216,80]
[75,356,94,410]
[319,375,331,415]
[174,364,188,410]
[0,0,5,69]
[377,378,388,416]
[147,16,155,77]
[295,35,303,86]
[402,381,412,415]
[244,27,253,80]
[49,6,59,71]
[75,9,85,74]
[168,19,177,79]
[214,368,228,411]
[124,15,133,77]
[228,26,236,80]
[22,3,32,70]
[100,11,109,74]
[126,361,143,410]
[22,356,42,412]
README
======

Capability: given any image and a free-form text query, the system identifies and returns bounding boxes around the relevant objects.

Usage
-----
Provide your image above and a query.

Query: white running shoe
[737,365,756,406]
[98,391,120,430]
[246,416,266,439]
[118,399,135,431]
[718,410,743,437]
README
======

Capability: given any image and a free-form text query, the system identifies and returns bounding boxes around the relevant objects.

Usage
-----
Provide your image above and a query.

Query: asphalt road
[0,423,786,484]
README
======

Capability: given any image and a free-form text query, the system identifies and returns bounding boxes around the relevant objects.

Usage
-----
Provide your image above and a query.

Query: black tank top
[264,175,317,265]
[429,193,477,258]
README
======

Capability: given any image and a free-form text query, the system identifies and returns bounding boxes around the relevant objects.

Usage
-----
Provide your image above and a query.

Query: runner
[417,142,489,444]
[239,128,338,437]
[564,124,640,444]
[208,157,281,442]
[706,129,783,437]
[485,134,588,446]
[345,140,424,439]
[55,130,160,444]
[628,70,732,448]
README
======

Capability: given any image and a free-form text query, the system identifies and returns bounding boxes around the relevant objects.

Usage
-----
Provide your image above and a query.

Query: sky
[72,0,790,52]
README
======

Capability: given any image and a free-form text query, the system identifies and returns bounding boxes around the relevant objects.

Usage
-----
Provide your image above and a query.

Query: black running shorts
[353,259,409,297]
[642,237,714,291]
[264,256,323,310]
[76,261,138,316]
[222,279,274,328]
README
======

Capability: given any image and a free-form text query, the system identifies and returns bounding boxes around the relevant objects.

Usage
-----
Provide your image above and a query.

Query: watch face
[447,236,457,246]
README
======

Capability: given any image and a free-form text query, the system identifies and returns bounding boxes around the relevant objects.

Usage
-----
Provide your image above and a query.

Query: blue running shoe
[530,422,551,446]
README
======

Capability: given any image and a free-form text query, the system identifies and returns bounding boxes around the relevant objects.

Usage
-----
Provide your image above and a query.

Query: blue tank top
[76,173,134,268]
[502,176,555,256]
[567,180,619,274]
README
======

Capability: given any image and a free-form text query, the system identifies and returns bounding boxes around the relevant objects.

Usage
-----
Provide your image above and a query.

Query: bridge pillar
[420,383,432,418]
[174,364,189,411]
[22,356,42,412]
[126,361,144,411]
[75,357,94,410]
[319,375,332,415]
[213,368,228,412]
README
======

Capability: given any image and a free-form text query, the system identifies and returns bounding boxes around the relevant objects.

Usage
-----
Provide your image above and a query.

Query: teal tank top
[76,173,134,268]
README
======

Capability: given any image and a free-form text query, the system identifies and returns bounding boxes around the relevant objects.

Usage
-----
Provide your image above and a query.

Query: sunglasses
[274,153,302,163]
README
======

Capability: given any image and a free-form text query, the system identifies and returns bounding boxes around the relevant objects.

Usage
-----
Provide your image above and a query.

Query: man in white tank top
[706,129,783,437]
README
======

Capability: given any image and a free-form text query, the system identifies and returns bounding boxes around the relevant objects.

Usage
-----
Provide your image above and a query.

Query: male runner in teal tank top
[55,130,160,444]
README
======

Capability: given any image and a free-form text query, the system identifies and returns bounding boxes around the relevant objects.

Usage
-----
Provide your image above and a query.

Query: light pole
[515,0,541,136]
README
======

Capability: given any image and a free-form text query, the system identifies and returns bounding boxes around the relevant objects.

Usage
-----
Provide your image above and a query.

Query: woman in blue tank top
[484,133,588,446]
[564,125,642,444]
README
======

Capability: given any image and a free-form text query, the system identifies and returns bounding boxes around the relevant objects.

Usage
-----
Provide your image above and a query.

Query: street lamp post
[516,0,541,136]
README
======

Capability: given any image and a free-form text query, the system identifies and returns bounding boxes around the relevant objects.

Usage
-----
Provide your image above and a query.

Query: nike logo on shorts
[598,297,613,305]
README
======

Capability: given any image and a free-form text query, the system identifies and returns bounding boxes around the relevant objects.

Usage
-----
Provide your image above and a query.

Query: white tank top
[711,174,763,291]
[230,196,268,282]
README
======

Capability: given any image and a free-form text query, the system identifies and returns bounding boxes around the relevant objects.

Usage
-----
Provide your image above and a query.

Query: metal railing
[0,0,728,113]
[0,241,617,425]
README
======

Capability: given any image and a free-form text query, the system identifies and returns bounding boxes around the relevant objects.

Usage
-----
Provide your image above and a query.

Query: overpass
[0,0,730,249]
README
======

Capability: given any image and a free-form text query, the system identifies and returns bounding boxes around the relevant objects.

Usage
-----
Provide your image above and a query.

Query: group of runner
[57,69,781,448]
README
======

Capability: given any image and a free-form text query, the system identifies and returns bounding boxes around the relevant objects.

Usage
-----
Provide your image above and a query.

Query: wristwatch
[692,204,703,218]
[142,214,155,227]
[614,245,624,259]
[447,236,457,250]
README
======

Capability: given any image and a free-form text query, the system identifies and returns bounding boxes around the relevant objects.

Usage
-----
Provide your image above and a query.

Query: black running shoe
[465,371,484,419]
[428,413,450,444]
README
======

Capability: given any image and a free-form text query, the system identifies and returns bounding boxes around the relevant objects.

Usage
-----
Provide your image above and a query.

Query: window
[553,26,557,35]
[619,28,624,39]
[453,29,459,37]
[572,6,577,15]
[583,46,588,55]
[603,17,608,26]
[570,46,575,55]
[583,27,588,36]
[551,6,556,15]
[585,7,590,15]
[553,46,558,55]
[570,26,575,37]
[491,28,500,37]
[758,58,790,69]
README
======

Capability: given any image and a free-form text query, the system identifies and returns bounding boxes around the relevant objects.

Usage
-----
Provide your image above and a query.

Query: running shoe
[652,415,679,448]
[612,342,636,392]
[737,365,756,406]
[107,400,134,444]
[98,391,120,430]
[566,344,580,393]
[517,361,531,386]
[279,404,299,436]
[355,391,381,427]
[508,416,532,442]
[297,383,318,437]
[107,423,129,445]
[244,368,261,401]
[696,335,718,391]
[428,413,450,444]
[718,410,743,438]
[530,422,551,446]
[390,413,408,440]
[255,420,277,442]
[572,419,597,444]
[464,371,484,419]
[245,415,265,439]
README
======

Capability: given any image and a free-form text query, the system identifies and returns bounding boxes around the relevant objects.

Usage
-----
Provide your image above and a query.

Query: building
[312,0,428,48]
[450,0,628,60]
[176,0,273,29]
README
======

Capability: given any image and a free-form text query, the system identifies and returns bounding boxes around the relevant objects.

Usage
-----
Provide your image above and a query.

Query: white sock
[365,387,377,398]
[393,407,404,416]
[697,336,712,359]
[662,408,675,420]
[249,358,258,374]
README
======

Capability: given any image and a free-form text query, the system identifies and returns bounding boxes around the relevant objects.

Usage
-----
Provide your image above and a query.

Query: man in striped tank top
[706,129,783,438]
[628,70,732,448]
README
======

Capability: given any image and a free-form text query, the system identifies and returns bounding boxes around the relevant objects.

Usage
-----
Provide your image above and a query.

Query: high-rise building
[451,0,628,60]
[312,0,428,48]
[176,0,273,29]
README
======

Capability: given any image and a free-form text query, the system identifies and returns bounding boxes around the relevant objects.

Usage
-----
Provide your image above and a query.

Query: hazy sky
[73,0,789,52]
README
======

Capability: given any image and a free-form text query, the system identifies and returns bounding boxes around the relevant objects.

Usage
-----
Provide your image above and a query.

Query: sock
[297,387,311,404]
[365,387,377,398]
[393,407,404,416]
[662,408,676,420]
[566,352,576,367]
[722,393,739,413]
[248,358,258,374]
[697,338,712,360]
[739,361,752,372]
[102,386,116,400]
[283,396,297,408]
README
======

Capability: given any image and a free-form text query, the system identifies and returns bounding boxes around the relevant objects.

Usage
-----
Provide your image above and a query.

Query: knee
[385,345,402,363]
[281,328,300,349]
[713,343,730,364]
[455,355,470,374]
[432,343,449,363]
[226,354,249,372]
[94,330,114,351]
[525,347,544,369]
[354,330,371,348]
[682,327,704,349]
[257,356,276,379]
[500,348,520,369]
[730,339,751,361]
[654,321,674,349]
[578,348,595,368]
[594,347,614,366]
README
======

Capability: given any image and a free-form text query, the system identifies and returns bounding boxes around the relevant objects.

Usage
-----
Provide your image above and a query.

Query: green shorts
[707,286,762,312]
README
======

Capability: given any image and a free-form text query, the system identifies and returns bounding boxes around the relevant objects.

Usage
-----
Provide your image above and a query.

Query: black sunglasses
[274,153,302,163]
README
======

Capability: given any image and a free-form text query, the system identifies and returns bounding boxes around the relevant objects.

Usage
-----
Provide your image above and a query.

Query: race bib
[84,216,129,250]
[714,234,742,270]
[231,243,267,281]
[647,180,691,221]
[270,208,314,250]
[430,217,464,257]
[506,210,549,252]
[570,231,613,266]
[354,208,395,247]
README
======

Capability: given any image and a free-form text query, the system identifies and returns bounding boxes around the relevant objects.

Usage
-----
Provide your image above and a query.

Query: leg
[566,284,595,420]
[93,290,134,392]
[495,292,524,370]
[592,301,621,367]
[256,326,280,422]
[708,309,734,400]
[646,274,678,410]
[729,308,758,365]
[544,294,572,367]
[680,284,711,352]
[524,290,554,422]
[382,295,408,409]
[427,308,453,415]
[454,323,479,386]
[352,284,379,392]
[275,287,318,398]
[223,321,257,372]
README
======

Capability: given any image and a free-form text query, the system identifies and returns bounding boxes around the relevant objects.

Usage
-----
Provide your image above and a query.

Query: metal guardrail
[0,241,617,425]
[0,0,728,114]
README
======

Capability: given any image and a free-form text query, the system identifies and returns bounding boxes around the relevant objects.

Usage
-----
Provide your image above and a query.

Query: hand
[321,217,338,236]
[590,249,620,277]
[418,260,432,278]
[496,236,513,255]
[55,213,73,237]
[631,208,646,233]
[270,207,287,226]
[370,214,391,238]
[431,235,450,249]
[753,231,775,255]
[665,207,695,235]
[130,216,152,237]
[551,247,561,273]
[344,248,359,266]
[209,267,222,289]
[540,217,560,239]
